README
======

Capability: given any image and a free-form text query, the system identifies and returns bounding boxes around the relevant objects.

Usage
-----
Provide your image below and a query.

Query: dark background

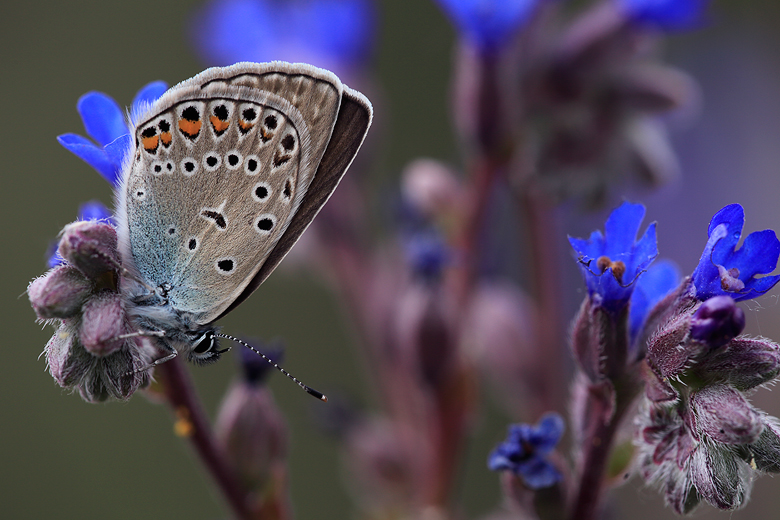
[4,1,780,519]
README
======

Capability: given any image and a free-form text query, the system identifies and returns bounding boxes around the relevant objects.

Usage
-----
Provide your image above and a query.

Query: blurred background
[4,0,780,518]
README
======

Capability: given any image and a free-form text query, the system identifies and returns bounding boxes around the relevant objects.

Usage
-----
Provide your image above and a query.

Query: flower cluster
[28,221,156,401]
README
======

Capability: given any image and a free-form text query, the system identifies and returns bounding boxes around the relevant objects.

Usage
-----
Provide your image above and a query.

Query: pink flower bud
[28,265,92,319]
[215,382,288,493]
[79,292,126,356]
[58,221,119,280]
[692,385,763,445]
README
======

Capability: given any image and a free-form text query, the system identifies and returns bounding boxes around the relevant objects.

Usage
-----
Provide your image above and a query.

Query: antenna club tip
[321,395,328,403]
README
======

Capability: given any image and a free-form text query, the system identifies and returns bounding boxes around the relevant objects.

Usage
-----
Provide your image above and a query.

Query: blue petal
[103,134,132,185]
[528,413,565,454]
[723,230,780,280]
[569,202,658,312]
[191,0,374,74]
[516,457,562,489]
[78,200,113,222]
[131,81,168,114]
[604,202,646,258]
[77,92,128,146]
[57,133,119,183]
[692,205,780,302]
[617,0,709,31]
[435,0,540,52]
[630,259,681,342]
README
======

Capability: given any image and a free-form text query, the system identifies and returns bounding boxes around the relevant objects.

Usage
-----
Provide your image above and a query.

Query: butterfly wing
[216,87,372,320]
[118,62,364,325]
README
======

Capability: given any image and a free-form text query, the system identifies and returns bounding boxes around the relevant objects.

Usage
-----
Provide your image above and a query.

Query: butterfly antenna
[216,333,328,402]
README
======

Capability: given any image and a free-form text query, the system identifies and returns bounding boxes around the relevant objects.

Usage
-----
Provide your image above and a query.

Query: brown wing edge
[214,88,373,321]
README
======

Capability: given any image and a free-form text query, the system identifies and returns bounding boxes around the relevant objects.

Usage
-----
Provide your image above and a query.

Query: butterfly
[29,62,372,401]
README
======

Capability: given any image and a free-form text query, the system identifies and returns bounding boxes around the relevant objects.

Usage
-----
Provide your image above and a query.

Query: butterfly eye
[188,331,229,365]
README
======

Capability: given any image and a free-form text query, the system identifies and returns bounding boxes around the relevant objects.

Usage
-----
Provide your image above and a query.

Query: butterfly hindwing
[120,63,348,324]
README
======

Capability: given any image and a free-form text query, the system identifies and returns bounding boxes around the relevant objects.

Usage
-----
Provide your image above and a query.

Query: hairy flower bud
[80,292,127,356]
[58,220,119,280]
[45,319,153,402]
[690,295,745,349]
[694,337,780,391]
[692,385,764,445]
[28,265,92,319]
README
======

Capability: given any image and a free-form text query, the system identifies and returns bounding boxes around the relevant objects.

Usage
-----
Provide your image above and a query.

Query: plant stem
[158,357,253,520]
[519,190,567,414]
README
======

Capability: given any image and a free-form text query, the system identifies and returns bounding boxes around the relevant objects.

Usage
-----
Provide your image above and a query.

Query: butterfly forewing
[122,63,344,324]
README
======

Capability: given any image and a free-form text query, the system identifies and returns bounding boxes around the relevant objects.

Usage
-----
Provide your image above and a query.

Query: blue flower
[616,0,709,31]
[404,231,451,282]
[629,259,681,344]
[57,81,168,185]
[488,413,564,489]
[190,0,375,76]
[237,339,285,386]
[569,202,658,313]
[47,201,115,268]
[691,204,780,302]
[435,0,540,53]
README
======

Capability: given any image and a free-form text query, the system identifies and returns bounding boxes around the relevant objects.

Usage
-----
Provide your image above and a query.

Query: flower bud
[28,265,92,319]
[646,311,692,378]
[216,345,288,493]
[45,319,153,402]
[400,159,462,222]
[747,421,780,473]
[690,295,745,349]
[46,319,92,388]
[692,385,764,445]
[689,443,751,511]
[80,292,126,356]
[695,337,780,391]
[58,220,119,280]
[216,383,288,493]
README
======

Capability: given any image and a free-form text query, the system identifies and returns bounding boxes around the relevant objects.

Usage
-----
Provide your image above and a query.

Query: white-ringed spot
[215,257,236,275]
[254,214,276,235]
[181,158,199,177]
[203,152,222,172]
[252,182,272,202]
[225,150,243,170]
[244,154,260,175]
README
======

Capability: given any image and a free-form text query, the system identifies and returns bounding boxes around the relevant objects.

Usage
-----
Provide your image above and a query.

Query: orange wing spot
[210,115,230,134]
[260,128,274,142]
[179,119,202,138]
[239,120,254,132]
[142,135,159,152]
[160,132,172,146]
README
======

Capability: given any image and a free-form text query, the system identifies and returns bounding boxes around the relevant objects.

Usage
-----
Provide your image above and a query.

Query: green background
[4,1,780,519]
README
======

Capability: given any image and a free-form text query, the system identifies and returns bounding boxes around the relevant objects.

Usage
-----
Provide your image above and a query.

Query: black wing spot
[201,210,227,230]
[282,134,295,151]
[273,152,291,167]
[217,259,234,272]
[166,161,174,171]
[141,127,157,138]
[283,180,292,199]
[154,164,162,173]
[255,186,268,199]
[213,105,228,120]
[188,238,197,250]
[158,119,171,132]
[184,161,195,173]
[206,156,218,167]
[243,108,257,121]
[182,106,200,121]
[264,114,277,129]
[168,226,176,235]
[257,218,274,231]
[228,154,239,167]
[247,159,258,172]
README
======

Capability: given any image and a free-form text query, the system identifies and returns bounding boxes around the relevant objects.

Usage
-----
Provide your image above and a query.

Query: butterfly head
[187,329,230,365]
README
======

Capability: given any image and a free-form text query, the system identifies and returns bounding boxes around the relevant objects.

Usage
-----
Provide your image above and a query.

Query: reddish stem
[158,357,253,520]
